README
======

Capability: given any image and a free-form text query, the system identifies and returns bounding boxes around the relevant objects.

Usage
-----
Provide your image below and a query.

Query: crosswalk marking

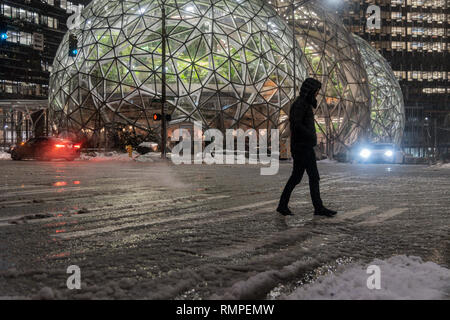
[74,200,309,250]
[326,205,378,223]
[0,194,229,227]
[356,207,408,226]
[53,199,281,239]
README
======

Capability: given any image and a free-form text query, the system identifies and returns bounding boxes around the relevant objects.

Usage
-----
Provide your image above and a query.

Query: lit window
[1,4,12,18]
[391,0,404,5]
[391,12,402,20]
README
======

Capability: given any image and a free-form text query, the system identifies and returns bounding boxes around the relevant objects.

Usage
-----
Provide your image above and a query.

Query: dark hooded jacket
[290,78,322,152]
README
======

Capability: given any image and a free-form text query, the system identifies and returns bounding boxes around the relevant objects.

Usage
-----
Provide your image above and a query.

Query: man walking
[277,78,337,217]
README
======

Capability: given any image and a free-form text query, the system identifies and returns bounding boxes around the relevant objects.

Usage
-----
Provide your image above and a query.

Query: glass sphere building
[353,35,405,145]
[49,0,405,154]
[275,1,372,155]
[49,0,307,146]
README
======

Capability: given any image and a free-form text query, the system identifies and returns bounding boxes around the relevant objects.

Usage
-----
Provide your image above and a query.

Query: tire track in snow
[53,199,281,240]
[0,194,230,227]
[0,183,173,201]
[202,217,313,259]
[201,205,406,259]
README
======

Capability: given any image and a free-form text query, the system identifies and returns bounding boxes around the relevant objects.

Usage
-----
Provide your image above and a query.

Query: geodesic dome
[273,0,371,155]
[49,0,308,146]
[353,35,405,145]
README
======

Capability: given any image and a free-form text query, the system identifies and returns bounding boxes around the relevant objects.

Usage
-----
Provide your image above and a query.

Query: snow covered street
[0,159,449,299]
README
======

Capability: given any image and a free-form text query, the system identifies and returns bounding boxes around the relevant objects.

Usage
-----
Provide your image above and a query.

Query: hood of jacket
[299,78,322,108]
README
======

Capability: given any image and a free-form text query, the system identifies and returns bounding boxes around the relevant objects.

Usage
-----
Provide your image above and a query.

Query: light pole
[161,1,167,159]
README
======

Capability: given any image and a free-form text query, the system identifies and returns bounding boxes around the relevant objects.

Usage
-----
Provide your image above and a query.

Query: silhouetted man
[277,78,337,217]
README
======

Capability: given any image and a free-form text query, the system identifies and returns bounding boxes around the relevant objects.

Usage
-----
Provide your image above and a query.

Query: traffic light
[68,34,78,57]
[0,22,8,41]
[153,113,171,121]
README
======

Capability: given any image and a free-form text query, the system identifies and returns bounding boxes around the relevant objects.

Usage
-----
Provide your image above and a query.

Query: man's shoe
[277,206,293,216]
[314,207,337,217]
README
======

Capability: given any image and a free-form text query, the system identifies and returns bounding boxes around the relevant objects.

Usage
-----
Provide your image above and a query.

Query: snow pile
[283,255,450,300]
[34,287,56,300]
[77,151,170,162]
[318,158,338,164]
[0,151,11,160]
[215,258,319,300]
[134,152,168,162]
[139,142,158,149]
[428,162,450,170]
[78,151,139,161]
[138,141,158,151]
[0,295,29,300]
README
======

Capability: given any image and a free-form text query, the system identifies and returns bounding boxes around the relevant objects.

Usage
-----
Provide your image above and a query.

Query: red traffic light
[153,113,171,121]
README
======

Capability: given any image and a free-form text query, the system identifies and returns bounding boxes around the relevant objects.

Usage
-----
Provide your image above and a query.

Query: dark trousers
[279,147,323,210]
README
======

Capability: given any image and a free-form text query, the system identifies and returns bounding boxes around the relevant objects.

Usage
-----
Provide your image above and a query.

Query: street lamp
[161,0,168,159]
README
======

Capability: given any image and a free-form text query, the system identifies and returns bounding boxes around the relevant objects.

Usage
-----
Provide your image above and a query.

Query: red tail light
[55,144,66,148]
[73,144,81,149]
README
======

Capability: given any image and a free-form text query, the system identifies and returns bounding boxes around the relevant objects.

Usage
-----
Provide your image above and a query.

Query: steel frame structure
[353,34,405,145]
[49,0,307,148]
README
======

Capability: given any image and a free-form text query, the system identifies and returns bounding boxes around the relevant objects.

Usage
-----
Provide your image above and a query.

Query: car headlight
[384,150,393,157]
[359,148,371,158]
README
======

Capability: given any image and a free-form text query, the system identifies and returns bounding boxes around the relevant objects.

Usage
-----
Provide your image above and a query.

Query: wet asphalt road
[0,159,449,299]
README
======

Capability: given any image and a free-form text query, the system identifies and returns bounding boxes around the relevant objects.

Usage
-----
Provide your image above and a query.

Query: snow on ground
[77,151,169,162]
[282,255,450,300]
[135,152,169,162]
[0,160,448,299]
[0,151,11,160]
[216,258,320,300]
[138,141,158,150]
[0,150,168,162]
[78,151,138,161]
[318,158,339,164]
[428,162,450,170]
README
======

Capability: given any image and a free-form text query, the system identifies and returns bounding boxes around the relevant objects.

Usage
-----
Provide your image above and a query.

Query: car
[10,137,81,161]
[352,143,405,164]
